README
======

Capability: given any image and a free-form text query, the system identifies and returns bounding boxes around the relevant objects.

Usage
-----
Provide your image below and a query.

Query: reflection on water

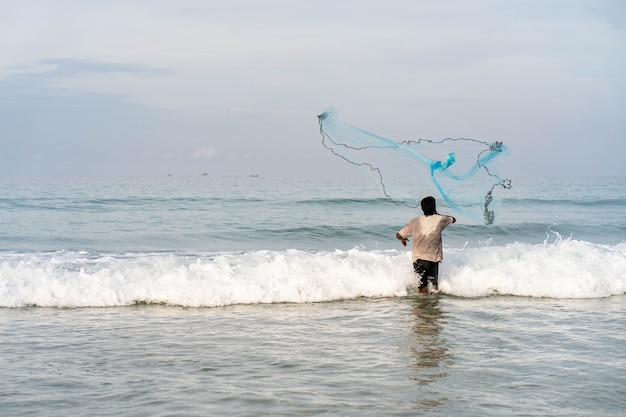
[408,296,451,385]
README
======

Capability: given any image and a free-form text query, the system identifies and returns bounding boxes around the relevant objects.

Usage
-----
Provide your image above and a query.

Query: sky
[1,0,625,177]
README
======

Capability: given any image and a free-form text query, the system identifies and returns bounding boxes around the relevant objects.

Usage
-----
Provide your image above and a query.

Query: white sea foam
[442,239,626,298]
[1,239,625,308]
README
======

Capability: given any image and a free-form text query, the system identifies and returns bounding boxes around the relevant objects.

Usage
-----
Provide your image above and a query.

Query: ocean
[1,175,625,416]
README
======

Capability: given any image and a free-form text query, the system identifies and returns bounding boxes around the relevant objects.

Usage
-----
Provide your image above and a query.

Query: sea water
[1,175,625,416]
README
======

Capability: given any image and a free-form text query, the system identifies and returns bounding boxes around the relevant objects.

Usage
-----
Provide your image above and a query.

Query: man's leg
[426,262,439,291]
[412,260,429,293]
[413,260,439,294]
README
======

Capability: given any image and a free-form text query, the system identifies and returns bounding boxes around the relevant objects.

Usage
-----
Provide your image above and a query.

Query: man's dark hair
[421,196,437,216]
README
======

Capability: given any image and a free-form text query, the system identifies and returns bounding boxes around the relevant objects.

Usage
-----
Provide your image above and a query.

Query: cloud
[1,58,175,82]
[37,58,176,76]
[192,146,217,160]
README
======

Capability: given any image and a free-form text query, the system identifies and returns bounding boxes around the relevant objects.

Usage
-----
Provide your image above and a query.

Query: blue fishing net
[318,107,511,224]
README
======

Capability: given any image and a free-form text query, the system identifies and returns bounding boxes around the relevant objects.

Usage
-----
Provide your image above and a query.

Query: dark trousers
[413,259,439,290]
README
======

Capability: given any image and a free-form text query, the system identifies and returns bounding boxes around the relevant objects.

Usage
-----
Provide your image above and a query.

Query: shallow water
[2,295,625,416]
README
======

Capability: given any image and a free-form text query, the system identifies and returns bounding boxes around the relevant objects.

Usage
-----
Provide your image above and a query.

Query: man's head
[421,196,437,216]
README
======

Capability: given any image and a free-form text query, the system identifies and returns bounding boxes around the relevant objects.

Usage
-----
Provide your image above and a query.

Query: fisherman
[396,196,456,294]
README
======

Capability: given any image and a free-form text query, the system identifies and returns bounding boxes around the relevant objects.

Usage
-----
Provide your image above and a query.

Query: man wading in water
[396,196,456,294]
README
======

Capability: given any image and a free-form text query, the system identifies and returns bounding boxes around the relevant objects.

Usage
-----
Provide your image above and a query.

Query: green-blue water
[1,176,625,415]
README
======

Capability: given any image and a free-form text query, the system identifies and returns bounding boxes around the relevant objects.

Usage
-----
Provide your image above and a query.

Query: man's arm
[396,232,408,247]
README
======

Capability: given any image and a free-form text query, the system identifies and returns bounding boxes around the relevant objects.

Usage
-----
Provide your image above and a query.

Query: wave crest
[1,240,625,308]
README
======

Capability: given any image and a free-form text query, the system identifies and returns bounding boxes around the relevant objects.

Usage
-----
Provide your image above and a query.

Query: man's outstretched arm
[396,232,408,247]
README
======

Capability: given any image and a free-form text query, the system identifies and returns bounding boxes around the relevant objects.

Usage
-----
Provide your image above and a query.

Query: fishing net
[318,107,511,224]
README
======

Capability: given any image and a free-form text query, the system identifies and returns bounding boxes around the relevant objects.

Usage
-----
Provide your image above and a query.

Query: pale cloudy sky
[1,0,624,177]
